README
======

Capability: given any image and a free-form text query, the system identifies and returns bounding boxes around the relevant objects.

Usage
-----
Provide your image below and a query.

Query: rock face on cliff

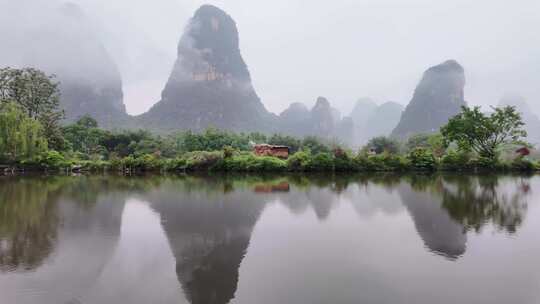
[1,2,128,128]
[498,94,540,144]
[391,60,467,139]
[139,5,275,133]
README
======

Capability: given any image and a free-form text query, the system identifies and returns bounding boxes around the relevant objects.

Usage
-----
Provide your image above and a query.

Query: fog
[1,0,539,116]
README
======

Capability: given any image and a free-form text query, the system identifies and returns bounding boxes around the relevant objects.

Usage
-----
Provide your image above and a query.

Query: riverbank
[2,149,539,175]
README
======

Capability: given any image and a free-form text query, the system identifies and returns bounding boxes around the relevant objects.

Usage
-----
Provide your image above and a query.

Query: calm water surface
[0,174,539,304]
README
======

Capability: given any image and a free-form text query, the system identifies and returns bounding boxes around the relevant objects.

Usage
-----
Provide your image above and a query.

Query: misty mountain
[278,102,312,137]
[137,5,276,133]
[391,60,467,139]
[351,98,378,124]
[0,2,129,128]
[498,94,540,145]
[278,97,354,143]
[365,101,403,139]
[349,98,403,145]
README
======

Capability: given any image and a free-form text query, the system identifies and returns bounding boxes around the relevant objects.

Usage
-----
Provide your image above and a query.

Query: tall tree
[0,67,65,150]
[0,102,48,164]
[441,106,527,160]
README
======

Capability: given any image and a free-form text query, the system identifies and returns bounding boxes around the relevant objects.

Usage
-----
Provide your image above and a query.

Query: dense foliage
[0,67,539,174]
[441,106,527,160]
[0,102,47,164]
[0,67,65,150]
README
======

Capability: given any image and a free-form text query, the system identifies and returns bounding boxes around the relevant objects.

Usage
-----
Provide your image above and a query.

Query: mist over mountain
[138,5,276,133]
[2,1,539,148]
[278,97,354,143]
[278,103,312,137]
[498,94,540,145]
[0,2,128,128]
[391,60,467,139]
[365,102,403,138]
[349,98,403,145]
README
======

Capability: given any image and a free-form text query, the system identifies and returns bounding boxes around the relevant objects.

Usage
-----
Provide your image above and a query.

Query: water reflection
[146,180,267,304]
[0,177,61,272]
[0,173,537,304]
[0,176,127,304]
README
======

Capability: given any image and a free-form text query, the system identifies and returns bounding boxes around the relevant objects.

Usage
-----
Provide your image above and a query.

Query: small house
[253,144,289,159]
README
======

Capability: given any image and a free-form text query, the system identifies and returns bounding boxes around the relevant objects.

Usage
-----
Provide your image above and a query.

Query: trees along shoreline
[1,67,539,174]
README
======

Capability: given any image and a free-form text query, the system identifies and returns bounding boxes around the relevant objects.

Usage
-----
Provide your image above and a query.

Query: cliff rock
[391,60,467,139]
[139,5,275,133]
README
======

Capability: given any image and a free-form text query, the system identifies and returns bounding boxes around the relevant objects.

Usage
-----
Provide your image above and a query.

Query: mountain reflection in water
[0,174,538,304]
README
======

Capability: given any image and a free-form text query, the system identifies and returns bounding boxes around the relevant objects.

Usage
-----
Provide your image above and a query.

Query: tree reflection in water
[0,173,534,304]
[0,177,62,272]
[398,174,531,259]
[439,174,529,234]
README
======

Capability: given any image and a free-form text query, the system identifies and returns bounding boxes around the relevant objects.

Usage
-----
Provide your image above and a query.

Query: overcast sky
[3,0,540,116]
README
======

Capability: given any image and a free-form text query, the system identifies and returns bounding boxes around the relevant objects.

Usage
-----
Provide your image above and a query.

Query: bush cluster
[19,147,539,174]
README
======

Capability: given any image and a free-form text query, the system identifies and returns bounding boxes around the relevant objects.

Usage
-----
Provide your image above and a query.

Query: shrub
[408,147,436,171]
[164,157,188,171]
[365,136,400,154]
[133,154,162,171]
[215,154,287,172]
[382,154,410,171]
[333,149,356,171]
[469,157,498,171]
[287,151,312,171]
[40,150,71,170]
[511,158,537,172]
[306,152,334,171]
[440,150,470,171]
[184,151,223,171]
[122,156,136,171]
[81,160,110,172]
[365,155,388,171]
[223,145,235,158]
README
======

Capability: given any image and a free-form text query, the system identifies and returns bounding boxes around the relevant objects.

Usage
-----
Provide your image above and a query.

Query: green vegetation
[1,67,539,174]
[0,67,65,150]
[441,106,527,160]
[0,102,47,165]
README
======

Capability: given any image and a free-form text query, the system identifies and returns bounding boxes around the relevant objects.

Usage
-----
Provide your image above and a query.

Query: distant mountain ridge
[12,4,538,148]
[278,97,354,143]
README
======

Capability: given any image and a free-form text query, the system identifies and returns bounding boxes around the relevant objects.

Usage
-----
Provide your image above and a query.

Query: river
[0,173,539,304]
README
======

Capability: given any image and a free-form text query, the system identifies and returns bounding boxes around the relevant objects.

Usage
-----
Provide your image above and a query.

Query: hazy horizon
[1,0,539,117]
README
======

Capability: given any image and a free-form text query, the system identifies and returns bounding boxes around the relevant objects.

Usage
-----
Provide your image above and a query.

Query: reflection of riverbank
[0,176,126,304]
[0,173,536,304]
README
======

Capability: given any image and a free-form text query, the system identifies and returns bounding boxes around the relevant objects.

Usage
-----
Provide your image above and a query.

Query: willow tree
[0,67,65,150]
[0,102,47,164]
